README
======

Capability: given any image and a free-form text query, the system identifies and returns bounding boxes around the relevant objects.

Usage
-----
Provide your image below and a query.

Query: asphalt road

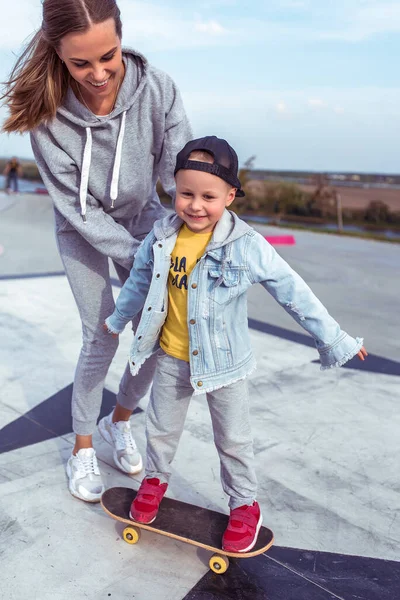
[1,192,398,361]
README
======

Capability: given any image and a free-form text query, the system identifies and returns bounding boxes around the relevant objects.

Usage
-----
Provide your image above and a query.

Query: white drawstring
[79,127,92,222]
[79,110,127,221]
[110,110,127,207]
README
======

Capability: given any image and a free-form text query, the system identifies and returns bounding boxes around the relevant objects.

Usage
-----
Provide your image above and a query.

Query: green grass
[244,218,400,244]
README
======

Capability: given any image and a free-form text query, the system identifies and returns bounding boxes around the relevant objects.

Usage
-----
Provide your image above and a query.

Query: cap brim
[235,189,245,198]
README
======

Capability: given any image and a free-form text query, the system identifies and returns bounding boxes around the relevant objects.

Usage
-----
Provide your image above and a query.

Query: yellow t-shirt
[160,225,212,361]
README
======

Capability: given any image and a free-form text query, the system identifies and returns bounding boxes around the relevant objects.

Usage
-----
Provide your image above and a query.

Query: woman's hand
[357,346,368,361]
[103,322,118,338]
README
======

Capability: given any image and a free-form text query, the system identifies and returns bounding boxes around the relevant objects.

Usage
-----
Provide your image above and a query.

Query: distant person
[3,157,22,194]
[1,0,192,503]
[104,135,368,553]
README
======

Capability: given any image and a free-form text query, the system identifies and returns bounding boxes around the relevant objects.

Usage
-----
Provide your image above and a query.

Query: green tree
[310,173,343,230]
[266,182,310,220]
[234,155,256,214]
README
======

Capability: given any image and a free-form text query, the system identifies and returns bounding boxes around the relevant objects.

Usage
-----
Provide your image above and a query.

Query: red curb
[264,235,296,245]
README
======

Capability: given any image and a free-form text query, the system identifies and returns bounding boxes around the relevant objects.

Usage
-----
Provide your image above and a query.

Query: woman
[1,0,192,502]
[3,157,23,193]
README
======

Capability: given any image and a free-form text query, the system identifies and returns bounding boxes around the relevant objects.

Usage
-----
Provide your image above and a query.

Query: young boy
[104,136,367,552]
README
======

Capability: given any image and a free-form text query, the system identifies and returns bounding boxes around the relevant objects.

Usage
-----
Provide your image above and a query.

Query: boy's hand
[357,346,368,361]
[103,322,119,338]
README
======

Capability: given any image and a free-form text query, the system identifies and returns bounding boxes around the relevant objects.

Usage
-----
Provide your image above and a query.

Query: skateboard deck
[101,487,274,574]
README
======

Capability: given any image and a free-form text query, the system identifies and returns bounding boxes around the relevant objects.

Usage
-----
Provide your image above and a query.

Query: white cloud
[197,0,238,7]
[0,0,399,55]
[182,85,400,171]
[308,98,325,108]
[276,1,308,7]
[183,86,400,120]
[247,1,400,43]
[276,101,288,113]
[194,19,228,35]
[318,8,400,41]
[119,1,232,51]
[0,1,232,53]
[299,1,400,41]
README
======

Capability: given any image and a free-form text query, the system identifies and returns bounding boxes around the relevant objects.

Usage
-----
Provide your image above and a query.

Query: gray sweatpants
[57,227,156,435]
[145,350,258,509]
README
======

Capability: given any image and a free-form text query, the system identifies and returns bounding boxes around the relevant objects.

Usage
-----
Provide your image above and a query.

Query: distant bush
[390,212,400,225]
[157,176,400,229]
[233,180,317,218]
[266,182,313,217]
[364,201,391,224]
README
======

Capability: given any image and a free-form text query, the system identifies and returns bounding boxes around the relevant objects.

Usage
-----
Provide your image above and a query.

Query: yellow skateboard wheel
[209,554,229,574]
[123,526,141,545]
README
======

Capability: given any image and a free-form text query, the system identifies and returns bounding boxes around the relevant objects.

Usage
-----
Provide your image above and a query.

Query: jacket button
[192,350,199,356]
[156,273,160,278]
[191,283,197,289]
[197,381,203,387]
[138,336,142,340]
[189,319,196,325]
[158,243,163,248]
[148,307,152,311]
[131,361,135,366]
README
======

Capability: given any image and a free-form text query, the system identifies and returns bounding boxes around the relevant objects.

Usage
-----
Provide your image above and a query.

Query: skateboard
[101,487,274,574]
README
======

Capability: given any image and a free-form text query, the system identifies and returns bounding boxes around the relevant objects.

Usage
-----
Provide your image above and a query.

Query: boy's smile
[175,169,236,234]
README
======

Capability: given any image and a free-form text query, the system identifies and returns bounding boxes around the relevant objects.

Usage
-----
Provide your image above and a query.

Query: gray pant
[146,350,258,509]
[57,227,156,435]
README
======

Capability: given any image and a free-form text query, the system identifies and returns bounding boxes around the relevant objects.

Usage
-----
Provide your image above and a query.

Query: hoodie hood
[153,210,252,250]
[57,49,147,221]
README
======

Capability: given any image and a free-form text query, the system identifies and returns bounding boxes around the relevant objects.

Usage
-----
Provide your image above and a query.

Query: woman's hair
[1,0,122,133]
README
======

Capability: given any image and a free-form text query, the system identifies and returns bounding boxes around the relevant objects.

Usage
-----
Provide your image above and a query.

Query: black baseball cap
[174,135,245,197]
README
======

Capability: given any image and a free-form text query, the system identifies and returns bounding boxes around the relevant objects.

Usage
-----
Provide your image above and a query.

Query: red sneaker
[129,478,168,524]
[222,501,262,553]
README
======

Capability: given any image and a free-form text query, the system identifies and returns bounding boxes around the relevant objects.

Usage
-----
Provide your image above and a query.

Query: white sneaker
[98,412,143,475]
[66,448,105,503]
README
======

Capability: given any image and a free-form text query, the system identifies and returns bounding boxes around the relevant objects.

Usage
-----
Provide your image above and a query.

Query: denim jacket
[106,210,363,394]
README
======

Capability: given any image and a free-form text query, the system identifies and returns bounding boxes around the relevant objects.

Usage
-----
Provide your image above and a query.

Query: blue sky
[0,0,399,173]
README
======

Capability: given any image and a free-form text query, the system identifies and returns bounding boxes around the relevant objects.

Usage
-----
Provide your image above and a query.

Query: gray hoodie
[30,49,192,271]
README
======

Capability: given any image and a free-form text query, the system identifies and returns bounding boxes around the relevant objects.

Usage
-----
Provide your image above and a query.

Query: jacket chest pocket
[208,268,240,305]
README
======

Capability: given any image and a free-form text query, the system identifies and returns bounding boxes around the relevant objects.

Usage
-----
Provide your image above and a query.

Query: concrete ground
[0,192,399,599]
